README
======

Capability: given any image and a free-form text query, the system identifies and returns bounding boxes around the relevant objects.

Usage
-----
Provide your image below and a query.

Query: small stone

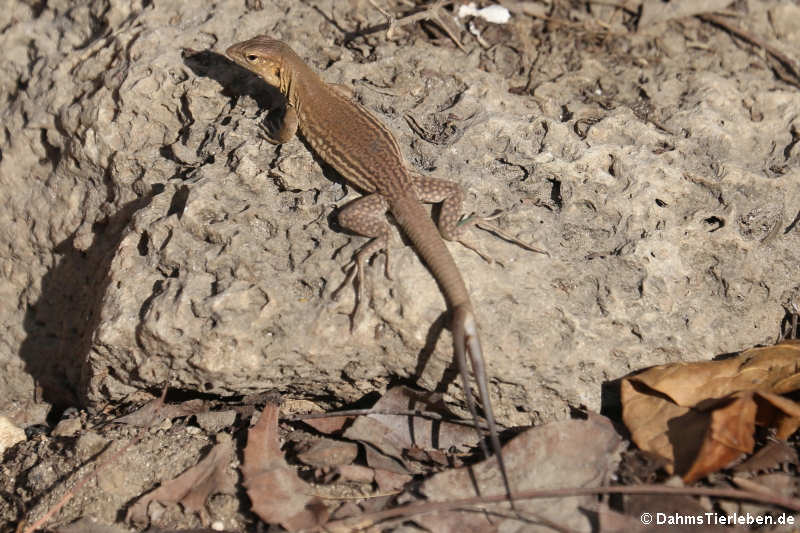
[195,410,237,433]
[157,417,173,431]
[0,416,25,454]
[75,431,109,460]
[52,417,82,437]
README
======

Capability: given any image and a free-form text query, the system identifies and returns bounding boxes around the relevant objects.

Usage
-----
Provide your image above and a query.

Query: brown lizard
[226,36,538,504]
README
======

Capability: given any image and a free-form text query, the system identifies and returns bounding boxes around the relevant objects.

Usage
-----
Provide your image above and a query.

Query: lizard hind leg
[409,170,547,261]
[334,193,392,330]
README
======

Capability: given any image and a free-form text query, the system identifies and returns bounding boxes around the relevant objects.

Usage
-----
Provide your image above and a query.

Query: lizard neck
[281,54,318,114]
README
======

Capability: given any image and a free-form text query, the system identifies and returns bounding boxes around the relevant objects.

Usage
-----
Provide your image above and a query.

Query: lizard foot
[331,237,391,332]
[457,210,548,262]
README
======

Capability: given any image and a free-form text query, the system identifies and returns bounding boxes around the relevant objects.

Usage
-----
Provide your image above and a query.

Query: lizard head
[226,36,291,89]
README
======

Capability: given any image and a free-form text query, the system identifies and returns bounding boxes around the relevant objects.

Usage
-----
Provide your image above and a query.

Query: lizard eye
[246,54,258,62]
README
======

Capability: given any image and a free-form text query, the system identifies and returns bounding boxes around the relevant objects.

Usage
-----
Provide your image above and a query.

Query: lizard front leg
[259,104,299,144]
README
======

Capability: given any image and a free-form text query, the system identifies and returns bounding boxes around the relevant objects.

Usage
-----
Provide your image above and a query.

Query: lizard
[226,36,539,504]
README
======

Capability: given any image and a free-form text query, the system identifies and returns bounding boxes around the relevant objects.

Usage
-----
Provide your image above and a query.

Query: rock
[51,417,83,438]
[0,0,797,434]
[0,416,25,455]
[195,410,237,433]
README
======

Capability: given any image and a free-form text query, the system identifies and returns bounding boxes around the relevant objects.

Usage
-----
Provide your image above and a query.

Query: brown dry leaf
[302,415,353,435]
[126,434,236,525]
[621,340,800,482]
[342,386,478,464]
[733,439,799,474]
[682,392,757,483]
[242,402,329,531]
[296,437,359,468]
[364,441,414,476]
[115,398,207,427]
[736,471,798,498]
[754,390,800,438]
[419,413,624,532]
[373,468,412,493]
[332,463,375,484]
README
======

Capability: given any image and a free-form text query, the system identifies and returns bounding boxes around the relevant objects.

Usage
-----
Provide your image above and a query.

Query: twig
[698,13,800,89]
[359,0,466,52]
[287,407,489,430]
[318,483,800,531]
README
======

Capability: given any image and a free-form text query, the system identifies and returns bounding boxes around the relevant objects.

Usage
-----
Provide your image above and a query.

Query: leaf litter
[19,341,800,531]
[126,434,237,526]
[621,340,800,482]
[241,400,329,531]
[414,413,625,533]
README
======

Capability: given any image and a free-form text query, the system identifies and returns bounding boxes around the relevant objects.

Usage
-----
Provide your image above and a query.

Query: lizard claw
[457,210,549,259]
[333,259,366,333]
[331,237,391,332]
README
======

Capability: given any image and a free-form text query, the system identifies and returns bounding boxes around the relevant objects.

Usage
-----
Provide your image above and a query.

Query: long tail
[392,193,514,506]
[453,305,514,508]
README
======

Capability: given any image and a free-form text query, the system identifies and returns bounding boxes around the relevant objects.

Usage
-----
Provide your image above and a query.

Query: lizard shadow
[182,48,286,133]
[413,309,459,395]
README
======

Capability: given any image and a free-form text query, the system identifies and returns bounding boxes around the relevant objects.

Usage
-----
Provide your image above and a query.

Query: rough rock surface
[2,0,799,429]
[3,0,800,530]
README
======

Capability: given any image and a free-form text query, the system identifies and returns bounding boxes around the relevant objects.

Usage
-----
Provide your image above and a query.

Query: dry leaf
[363,442,413,477]
[242,402,329,531]
[296,437,359,468]
[342,386,478,464]
[116,398,207,427]
[733,439,799,474]
[126,435,236,525]
[754,390,800,438]
[419,413,624,532]
[735,472,797,498]
[302,415,353,435]
[333,464,375,484]
[373,468,412,492]
[682,392,757,483]
[621,340,800,482]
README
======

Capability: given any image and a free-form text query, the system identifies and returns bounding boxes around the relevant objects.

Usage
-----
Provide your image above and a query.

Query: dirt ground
[1,0,799,531]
